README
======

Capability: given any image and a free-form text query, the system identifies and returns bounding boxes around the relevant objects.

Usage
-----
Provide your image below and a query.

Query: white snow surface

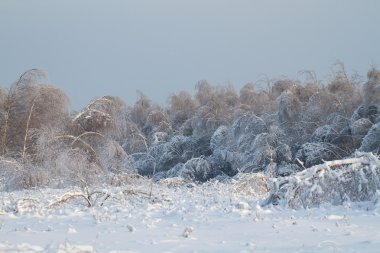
[0,174,380,253]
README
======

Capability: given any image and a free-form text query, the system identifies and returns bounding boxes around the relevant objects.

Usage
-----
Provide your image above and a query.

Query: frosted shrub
[231,114,267,152]
[98,140,133,173]
[276,163,302,177]
[277,90,302,125]
[266,153,380,208]
[350,105,380,124]
[132,153,156,176]
[360,122,380,153]
[326,112,350,132]
[295,142,341,167]
[210,125,228,152]
[275,143,292,163]
[310,125,337,143]
[4,164,49,191]
[0,159,40,191]
[149,131,169,146]
[163,158,212,182]
[350,118,373,146]
[168,91,197,130]
[2,71,70,158]
[363,68,380,110]
[72,96,127,139]
[154,135,196,172]
[301,92,342,137]
[178,158,212,182]
[122,122,148,154]
[44,147,104,187]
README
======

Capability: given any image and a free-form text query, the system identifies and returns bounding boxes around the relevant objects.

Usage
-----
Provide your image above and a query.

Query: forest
[1,63,380,193]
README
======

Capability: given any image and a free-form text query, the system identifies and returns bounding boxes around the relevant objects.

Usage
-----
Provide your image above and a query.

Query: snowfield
[1,173,380,253]
[2,67,380,252]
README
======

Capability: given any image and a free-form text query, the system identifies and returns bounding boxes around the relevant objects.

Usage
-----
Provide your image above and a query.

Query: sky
[0,0,379,109]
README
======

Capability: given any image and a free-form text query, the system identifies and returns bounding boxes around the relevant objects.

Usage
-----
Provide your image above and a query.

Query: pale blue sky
[0,0,379,109]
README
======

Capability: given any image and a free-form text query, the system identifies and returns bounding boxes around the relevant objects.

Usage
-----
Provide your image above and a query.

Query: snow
[0,174,380,253]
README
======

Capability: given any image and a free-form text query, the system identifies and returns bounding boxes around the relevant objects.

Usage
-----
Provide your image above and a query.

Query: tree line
[1,63,379,190]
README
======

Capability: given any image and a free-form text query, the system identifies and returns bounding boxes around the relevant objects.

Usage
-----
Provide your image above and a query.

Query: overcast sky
[0,0,379,109]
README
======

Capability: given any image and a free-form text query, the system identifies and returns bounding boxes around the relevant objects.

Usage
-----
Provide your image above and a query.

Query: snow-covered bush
[72,96,127,139]
[266,153,380,208]
[310,125,337,143]
[169,157,212,182]
[122,121,148,154]
[230,114,267,152]
[2,70,70,158]
[350,118,373,144]
[239,83,276,115]
[210,125,228,152]
[131,153,156,176]
[295,142,341,167]
[276,163,302,177]
[3,162,49,191]
[363,68,380,110]
[149,131,169,145]
[168,90,197,130]
[277,90,302,125]
[301,91,339,134]
[132,133,214,177]
[128,92,153,131]
[97,140,133,173]
[1,144,105,191]
[326,112,350,132]
[208,149,237,177]
[360,122,380,153]
[275,143,292,163]
[351,104,380,126]
[152,135,196,172]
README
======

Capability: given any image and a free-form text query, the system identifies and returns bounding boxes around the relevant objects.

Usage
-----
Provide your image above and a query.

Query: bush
[72,96,127,139]
[267,153,380,208]
[177,158,212,182]
[360,122,380,153]
[310,125,337,143]
[363,68,380,109]
[295,142,341,167]
[169,91,197,130]
[277,90,302,125]
[3,70,70,158]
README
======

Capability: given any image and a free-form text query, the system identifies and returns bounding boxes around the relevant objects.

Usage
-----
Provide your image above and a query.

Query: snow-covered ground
[0,174,379,253]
